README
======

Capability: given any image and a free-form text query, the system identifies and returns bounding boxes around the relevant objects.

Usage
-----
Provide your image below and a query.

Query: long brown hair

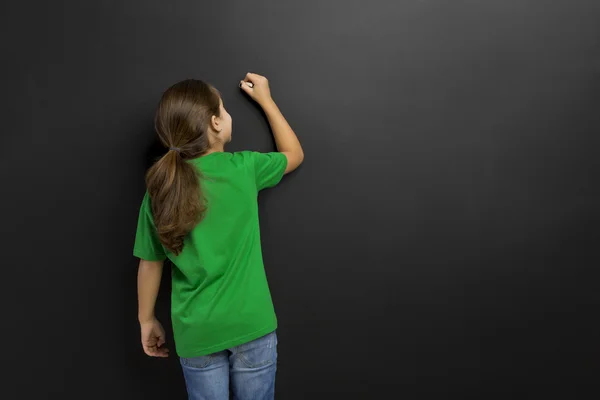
[146,79,221,255]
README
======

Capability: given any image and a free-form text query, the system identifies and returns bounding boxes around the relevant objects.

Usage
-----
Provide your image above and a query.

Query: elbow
[293,149,304,171]
[297,149,305,165]
[283,149,305,174]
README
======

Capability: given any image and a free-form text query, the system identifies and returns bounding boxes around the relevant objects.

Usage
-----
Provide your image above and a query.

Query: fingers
[244,72,266,84]
[140,320,169,358]
[239,80,253,94]
[245,72,259,81]
[153,346,170,357]
[157,332,165,347]
[142,333,169,358]
[145,349,169,358]
[144,343,170,358]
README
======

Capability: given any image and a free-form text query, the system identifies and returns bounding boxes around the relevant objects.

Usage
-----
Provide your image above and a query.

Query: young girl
[134,73,304,400]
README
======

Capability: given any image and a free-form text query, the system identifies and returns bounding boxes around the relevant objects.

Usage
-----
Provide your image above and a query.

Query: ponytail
[147,78,221,255]
[145,149,205,255]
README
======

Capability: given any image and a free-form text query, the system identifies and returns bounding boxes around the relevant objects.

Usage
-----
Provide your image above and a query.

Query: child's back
[135,151,288,357]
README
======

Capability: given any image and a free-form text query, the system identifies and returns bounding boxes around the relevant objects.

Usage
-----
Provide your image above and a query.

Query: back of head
[146,79,222,255]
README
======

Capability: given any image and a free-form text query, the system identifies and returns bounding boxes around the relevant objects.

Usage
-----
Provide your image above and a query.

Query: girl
[134,73,303,400]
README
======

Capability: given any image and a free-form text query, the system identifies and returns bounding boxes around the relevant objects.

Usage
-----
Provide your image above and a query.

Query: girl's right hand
[140,318,169,357]
[240,72,273,107]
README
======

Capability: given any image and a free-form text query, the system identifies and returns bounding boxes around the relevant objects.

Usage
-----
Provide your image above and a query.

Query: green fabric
[133,151,288,357]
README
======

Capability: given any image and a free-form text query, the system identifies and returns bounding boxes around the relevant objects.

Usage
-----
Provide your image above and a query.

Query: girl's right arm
[240,73,304,174]
[137,259,170,357]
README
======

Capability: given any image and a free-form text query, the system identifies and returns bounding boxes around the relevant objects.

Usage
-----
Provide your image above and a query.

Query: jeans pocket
[236,331,277,369]
[180,354,214,369]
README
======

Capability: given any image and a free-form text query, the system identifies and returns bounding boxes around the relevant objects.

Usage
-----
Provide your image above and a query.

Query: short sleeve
[133,192,167,261]
[250,152,288,191]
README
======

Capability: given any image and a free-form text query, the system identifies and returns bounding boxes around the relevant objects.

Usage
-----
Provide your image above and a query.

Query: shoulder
[141,190,151,206]
[140,190,153,212]
[231,151,257,168]
[233,150,256,159]
[233,151,285,162]
[136,191,155,222]
[230,151,287,172]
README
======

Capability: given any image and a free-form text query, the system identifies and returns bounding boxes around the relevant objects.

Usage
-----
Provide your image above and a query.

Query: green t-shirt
[133,151,288,358]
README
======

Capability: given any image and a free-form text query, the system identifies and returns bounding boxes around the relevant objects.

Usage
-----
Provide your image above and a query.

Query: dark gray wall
[2,0,599,398]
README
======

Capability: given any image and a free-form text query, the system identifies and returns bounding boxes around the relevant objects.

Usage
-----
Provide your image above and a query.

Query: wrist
[138,314,155,324]
[260,98,276,111]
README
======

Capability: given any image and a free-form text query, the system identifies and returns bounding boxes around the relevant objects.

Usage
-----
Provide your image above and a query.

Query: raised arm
[240,73,304,174]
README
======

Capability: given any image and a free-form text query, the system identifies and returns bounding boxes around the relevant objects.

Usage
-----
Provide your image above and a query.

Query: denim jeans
[180,330,278,400]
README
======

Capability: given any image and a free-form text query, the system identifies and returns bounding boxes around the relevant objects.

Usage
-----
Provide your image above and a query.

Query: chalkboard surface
[2,1,599,398]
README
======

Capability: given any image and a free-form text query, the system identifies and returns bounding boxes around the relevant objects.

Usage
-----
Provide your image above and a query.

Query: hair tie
[169,147,181,153]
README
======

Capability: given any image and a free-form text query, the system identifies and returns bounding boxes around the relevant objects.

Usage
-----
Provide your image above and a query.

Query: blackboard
[2,1,599,398]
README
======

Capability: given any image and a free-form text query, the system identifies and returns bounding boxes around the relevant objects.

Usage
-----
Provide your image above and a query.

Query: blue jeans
[180,331,278,400]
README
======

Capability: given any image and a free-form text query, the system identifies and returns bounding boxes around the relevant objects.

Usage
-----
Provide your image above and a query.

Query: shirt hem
[176,323,278,358]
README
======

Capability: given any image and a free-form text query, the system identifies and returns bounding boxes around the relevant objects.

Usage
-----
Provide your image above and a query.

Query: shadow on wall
[127,127,183,396]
